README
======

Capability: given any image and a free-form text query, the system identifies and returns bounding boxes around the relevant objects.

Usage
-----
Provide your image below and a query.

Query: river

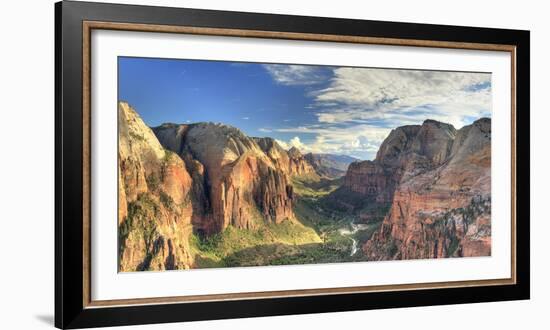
[338,223,370,256]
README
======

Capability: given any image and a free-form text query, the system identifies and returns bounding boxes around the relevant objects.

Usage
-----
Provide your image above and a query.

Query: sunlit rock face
[254,138,318,178]
[362,118,491,260]
[118,102,194,272]
[153,122,297,235]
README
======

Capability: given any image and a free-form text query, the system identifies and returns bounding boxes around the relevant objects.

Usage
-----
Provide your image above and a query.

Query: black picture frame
[55,1,530,328]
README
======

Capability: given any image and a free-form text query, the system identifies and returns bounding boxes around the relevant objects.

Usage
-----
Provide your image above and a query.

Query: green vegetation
[291,176,342,198]
[220,222,382,267]
[159,190,175,211]
[145,172,161,191]
[293,198,350,234]
[129,131,145,141]
[146,150,180,193]
[190,219,322,268]
[118,193,161,270]
[224,241,355,267]
[384,240,398,256]
[353,220,383,243]
[447,236,459,256]
[162,149,176,162]
[425,196,491,257]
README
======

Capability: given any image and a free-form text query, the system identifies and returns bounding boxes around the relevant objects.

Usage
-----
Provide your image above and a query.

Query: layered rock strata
[118,102,194,271]
[362,118,491,260]
[152,123,297,235]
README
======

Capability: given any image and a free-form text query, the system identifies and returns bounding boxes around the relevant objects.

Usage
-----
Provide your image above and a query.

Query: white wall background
[0,0,545,329]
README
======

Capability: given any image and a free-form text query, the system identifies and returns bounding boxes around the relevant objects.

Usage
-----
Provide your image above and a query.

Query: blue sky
[119,57,491,160]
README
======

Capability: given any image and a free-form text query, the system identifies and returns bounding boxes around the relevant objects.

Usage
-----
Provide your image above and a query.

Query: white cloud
[312,68,491,128]
[275,139,290,150]
[263,64,326,86]
[275,136,308,151]
[242,117,250,120]
[288,136,307,150]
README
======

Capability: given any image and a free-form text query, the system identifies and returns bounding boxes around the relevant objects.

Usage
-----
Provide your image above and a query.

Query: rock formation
[118,102,194,271]
[153,123,296,234]
[362,118,491,260]
[254,138,316,178]
[287,147,318,178]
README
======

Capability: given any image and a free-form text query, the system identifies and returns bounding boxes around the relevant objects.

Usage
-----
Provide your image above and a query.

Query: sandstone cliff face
[153,123,296,235]
[118,102,194,271]
[343,161,395,204]
[254,138,318,178]
[287,147,318,178]
[362,118,491,260]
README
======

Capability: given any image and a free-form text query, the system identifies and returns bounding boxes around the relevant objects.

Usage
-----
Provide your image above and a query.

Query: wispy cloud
[311,68,491,128]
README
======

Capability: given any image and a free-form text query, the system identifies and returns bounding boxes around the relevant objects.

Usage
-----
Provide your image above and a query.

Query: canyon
[118,101,491,271]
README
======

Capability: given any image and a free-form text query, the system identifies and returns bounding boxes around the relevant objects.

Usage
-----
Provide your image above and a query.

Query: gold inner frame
[82,20,517,308]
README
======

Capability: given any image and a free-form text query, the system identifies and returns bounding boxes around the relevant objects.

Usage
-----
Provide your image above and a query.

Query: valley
[118,101,491,272]
[184,155,383,268]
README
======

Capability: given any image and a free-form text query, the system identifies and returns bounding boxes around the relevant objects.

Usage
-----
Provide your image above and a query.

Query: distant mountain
[304,153,358,178]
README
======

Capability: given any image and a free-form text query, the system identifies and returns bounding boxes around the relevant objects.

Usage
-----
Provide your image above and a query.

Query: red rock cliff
[153,123,297,234]
[363,118,491,260]
[118,102,194,271]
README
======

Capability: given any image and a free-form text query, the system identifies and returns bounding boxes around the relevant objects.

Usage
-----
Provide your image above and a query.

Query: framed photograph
[55,1,530,328]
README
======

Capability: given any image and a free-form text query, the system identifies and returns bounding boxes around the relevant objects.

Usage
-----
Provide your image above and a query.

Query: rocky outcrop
[362,118,491,260]
[254,138,318,178]
[343,161,396,204]
[287,147,318,178]
[118,102,194,271]
[153,123,296,234]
